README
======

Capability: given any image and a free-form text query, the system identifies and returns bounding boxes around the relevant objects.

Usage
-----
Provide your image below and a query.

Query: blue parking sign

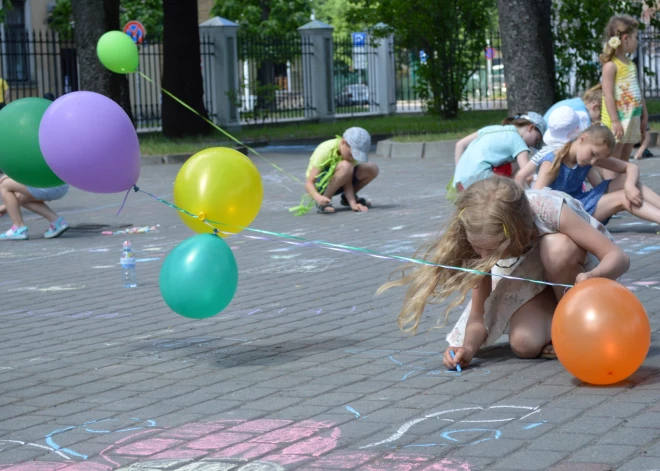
[352,32,366,47]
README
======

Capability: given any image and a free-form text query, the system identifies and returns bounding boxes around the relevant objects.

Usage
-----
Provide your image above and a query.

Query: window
[5,0,29,82]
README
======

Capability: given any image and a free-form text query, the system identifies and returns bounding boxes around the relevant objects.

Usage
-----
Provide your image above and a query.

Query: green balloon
[160,234,239,319]
[0,98,64,188]
[97,31,139,74]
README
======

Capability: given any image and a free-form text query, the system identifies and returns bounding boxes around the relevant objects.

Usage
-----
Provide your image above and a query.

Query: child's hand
[612,121,624,140]
[443,347,473,369]
[625,184,642,207]
[316,195,332,206]
[575,272,591,284]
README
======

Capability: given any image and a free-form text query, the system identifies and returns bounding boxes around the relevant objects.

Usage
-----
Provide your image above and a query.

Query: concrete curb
[376,138,458,159]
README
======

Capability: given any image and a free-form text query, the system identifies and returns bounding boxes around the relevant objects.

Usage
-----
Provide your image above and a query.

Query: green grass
[390,132,471,142]
[646,99,660,115]
[138,110,509,156]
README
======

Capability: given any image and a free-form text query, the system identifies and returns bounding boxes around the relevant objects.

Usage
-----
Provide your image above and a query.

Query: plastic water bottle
[120,241,137,288]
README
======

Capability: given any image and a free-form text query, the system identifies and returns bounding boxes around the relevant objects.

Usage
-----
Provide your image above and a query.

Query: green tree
[553,0,659,98]
[349,0,496,118]
[0,1,12,25]
[313,0,367,36]
[50,0,163,41]
[211,0,311,37]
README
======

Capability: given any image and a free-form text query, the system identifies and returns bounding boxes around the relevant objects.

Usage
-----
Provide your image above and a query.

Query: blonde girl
[600,14,648,180]
[380,176,629,368]
[534,124,660,226]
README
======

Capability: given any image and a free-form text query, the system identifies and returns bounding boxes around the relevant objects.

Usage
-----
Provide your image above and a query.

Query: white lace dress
[446,189,613,348]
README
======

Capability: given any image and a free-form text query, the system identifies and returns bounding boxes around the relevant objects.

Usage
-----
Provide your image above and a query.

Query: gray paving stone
[595,427,660,446]
[558,417,623,435]
[450,437,526,458]
[492,450,567,470]
[528,433,597,452]
[566,444,638,464]
[617,456,660,470]
[624,412,660,429]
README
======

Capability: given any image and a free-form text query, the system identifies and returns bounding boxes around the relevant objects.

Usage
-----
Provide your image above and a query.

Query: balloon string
[132,186,574,289]
[116,187,132,216]
[137,72,305,187]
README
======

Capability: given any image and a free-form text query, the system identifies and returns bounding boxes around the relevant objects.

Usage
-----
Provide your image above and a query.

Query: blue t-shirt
[543,98,590,129]
[453,125,529,189]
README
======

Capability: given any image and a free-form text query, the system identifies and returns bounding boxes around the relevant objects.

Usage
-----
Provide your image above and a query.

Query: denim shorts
[26,184,69,201]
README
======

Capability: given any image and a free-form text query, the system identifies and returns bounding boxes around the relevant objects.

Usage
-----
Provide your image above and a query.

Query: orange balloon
[552,278,650,385]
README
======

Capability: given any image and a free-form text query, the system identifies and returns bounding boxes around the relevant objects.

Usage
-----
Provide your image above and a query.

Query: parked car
[336,84,369,106]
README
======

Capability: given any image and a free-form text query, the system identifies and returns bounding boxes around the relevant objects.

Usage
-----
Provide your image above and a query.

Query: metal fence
[0,30,216,131]
[640,25,660,99]
[332,34,379,116]
[0,30,77,101]
[129,34,215,130]
[236,32,312,124]
[0,28,512,132]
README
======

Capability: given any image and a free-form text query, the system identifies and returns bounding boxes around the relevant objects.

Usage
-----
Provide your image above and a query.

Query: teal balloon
[159,234,238,319]
[0,98,64,187]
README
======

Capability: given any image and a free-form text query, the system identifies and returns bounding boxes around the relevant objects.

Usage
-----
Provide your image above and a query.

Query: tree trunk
[497,0,556,114]
[71,0,133,121]
[162,0,209,137]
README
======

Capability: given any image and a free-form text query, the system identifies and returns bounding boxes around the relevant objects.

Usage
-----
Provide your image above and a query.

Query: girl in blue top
[451,112,546,196]
[534,124,660,226]
[543,84,602,131]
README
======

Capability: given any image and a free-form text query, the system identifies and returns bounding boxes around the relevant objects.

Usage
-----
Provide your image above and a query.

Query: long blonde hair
[582,83,602,104]
[378,176,534,334]
[600,15,638,64]
[546,124,616,182]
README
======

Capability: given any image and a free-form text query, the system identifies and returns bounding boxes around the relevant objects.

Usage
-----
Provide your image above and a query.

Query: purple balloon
[39,91,140,193]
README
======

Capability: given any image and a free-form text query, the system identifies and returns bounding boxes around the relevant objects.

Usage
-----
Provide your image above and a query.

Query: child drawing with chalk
[534,124,660,226]
[289,127,379,215]
[447,112,546,202]
[379,176,629,368]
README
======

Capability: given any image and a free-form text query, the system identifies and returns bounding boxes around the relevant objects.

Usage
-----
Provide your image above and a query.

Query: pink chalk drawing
[0,417,473,470]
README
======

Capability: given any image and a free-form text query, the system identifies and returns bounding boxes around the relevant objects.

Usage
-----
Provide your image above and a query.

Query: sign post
[123,21,147,125]
[352,32,367,84]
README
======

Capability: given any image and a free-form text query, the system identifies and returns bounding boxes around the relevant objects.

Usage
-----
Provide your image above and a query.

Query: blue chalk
[449,350,462,372]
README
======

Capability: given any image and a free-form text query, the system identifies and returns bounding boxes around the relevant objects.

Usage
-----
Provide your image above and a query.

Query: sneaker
[0,225,28,240]
[44,217,69,239]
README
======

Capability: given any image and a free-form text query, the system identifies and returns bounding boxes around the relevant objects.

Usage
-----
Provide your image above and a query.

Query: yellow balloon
[173,147,263,236]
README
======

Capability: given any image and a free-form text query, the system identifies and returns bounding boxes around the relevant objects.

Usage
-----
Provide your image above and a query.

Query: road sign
[485,46,495,60]
[124,20,146,44]
[352,32,367,70]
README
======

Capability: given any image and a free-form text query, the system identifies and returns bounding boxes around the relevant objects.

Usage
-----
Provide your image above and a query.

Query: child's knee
[335,160,353,175]
[539,234,584,278]
[367,162,379,177]
[509,330,544,358]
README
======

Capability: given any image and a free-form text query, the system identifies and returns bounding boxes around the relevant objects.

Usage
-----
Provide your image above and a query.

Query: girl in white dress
[379,176,630,368]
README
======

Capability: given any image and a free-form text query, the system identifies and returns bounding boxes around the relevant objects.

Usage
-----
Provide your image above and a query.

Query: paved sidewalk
[1,146,660,471]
